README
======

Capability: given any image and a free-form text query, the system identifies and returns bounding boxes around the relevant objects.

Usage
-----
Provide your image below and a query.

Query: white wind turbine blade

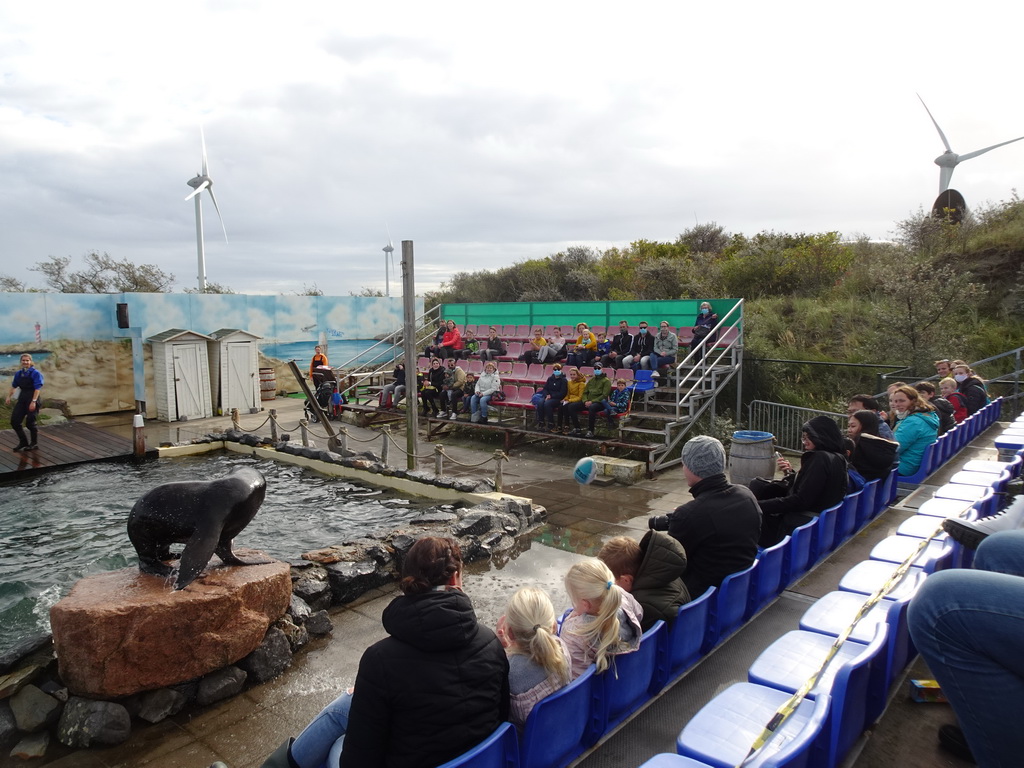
[207,186,229,243]
[958,134,1024,162]
[184,179,209,201]
[917,94,953,152]
[200,126,209,176]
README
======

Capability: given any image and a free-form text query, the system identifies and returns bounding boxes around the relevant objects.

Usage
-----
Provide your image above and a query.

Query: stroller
[305,367,346,423]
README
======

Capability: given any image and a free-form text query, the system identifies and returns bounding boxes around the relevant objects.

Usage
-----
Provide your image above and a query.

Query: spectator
[622,320,654,370]
[649,321,679,380]
[521,327,548,365]
[535,363,567,432]
[599,532,690,631]
[495,587,571,732]
[842,437,867,491]
[914,380,955,434]
[470,361,501,424]
[754,416,849,546]
[649,435,761,597]
[557,367,585,434]
[933,358,953,379]
[479,326,506,362]
[261,536,509,768]
[603,320,633,369]
[538,327,567,364]
[690,302,719,364]
[439,319,463,360]
[890,384,940,476]
[602,378,631,430]
[566,323,597,367]
[460,372,477,414]
[439,357,467,420]
[908,530,1024,767]
[567,365,612,438]
[847,394,896,440]
[846,410,898,481]
[939,376,969,423]
[378,362,406,409]
[420,358,445,416]
[424,319,447,358]
[560,559,643,679]
[595,331,611,360]
[460,329,479,360]
[309,345,329,380]
[951,360,988,415]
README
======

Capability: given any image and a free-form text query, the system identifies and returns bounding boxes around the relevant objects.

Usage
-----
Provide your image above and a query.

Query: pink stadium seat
[526,364,545,383]
[515,324,531,340]
[502,325,518,337]
[509,362,528,381]
[501,342,523,360]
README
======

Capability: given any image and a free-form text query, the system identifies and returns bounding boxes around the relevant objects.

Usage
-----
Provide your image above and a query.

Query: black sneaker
[26,443,38,450]
[12,444,28,452]
[938,724,974,762]
[585,431,595,438]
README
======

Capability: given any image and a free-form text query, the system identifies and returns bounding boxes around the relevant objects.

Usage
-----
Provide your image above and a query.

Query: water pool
[0,452,450,660]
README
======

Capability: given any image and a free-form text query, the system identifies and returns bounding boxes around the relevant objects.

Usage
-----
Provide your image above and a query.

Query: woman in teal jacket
[890,385,940,476]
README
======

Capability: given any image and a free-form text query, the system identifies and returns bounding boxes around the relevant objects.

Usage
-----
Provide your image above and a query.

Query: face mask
[639,328,647,334]
[701,308,709,316]
[595,369,604,376]
[895,409,908,419]
[954,373,968,383]
[553,370,562,377]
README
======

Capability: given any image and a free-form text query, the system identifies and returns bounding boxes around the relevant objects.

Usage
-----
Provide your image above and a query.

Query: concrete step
[621,425,668,436]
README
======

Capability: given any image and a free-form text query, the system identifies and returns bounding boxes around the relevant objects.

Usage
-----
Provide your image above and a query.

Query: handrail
[331,304,444,371]
[746,400,847,452]
[667,298,744,418]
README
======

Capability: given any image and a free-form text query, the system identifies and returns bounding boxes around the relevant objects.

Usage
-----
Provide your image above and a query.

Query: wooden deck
[0,421,149,481]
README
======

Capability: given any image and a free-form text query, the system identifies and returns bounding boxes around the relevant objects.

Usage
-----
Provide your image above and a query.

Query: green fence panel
[441,299,742,331]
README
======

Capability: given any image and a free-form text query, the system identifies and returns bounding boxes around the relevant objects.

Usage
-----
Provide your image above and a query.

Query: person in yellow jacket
[557,367,586,433]
[566,323,597,367]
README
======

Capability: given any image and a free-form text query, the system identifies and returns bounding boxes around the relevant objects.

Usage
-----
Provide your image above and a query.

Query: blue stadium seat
[855,479,879,528]
[703,561,759,652]
[654,586,715,691]
[837,560,927,603]
[748,537,789,619]
[784,518,817,586]
[869,535,954,573]
[676,682,831,768]
[520,665,596,768]
[835,490,862,548]
[897,441,938,484]
[591,621,665,739]
[812,503,841,564]
[436,721,519,768]
[632,369,656,393]
[637,755,718,768]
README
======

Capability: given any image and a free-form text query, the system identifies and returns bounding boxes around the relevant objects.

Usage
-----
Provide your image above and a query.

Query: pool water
[0,452,449,660]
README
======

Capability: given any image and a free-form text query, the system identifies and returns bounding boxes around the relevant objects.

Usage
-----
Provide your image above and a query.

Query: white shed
[208,329,263,415]
[148,329,215,422]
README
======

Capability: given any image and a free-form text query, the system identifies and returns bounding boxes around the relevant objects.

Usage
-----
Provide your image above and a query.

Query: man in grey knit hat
[649,435,762,597]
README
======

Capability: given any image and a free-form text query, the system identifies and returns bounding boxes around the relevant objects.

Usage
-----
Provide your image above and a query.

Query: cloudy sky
[2,1,1022,297]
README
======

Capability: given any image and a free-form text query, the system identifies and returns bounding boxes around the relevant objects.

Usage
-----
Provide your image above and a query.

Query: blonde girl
[560,559,643,678]
[557,367,585,433]
[497,587,572,729]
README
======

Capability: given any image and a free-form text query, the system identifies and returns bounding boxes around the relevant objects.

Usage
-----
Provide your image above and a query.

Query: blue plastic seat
[933,483,990,503]
[436,721,519,768]
[655,587,715,690]
[812,503,841,564]
[748,537,788,620]
[895,515,949,540]
[632,369,656,392]
[897,441,938,484]
[962,455,1022,479]
[520,665,595,768]
[637,755,718,767]
[948,469,1010,492]
[855,480,879,528]
[589,621,665,740]
[748,624,888,765]
[869,535,954,572]
[703,561,759,652]
[676,682,831,768]
[994,431,1024,460]
[837,560,927,603]
[878,467,899,509]
[916,496,976,519]
[784,518,817,586]
[835,490,862,548]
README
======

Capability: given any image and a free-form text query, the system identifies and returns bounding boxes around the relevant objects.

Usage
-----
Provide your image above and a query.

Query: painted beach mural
[0,293,421,417]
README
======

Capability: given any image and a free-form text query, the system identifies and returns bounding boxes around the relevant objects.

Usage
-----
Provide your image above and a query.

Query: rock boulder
[50,556,290,698]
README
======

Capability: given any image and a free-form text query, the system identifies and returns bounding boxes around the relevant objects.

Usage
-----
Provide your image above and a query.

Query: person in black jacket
[754,415,849,547]
[847,410,898,481]
[951,361,988,415]
[262,536,509,768]
[602,320,634,369]
[649,436,761,598]
[536,363,568,431]
[622,320,655,370]
[914,381,955,434]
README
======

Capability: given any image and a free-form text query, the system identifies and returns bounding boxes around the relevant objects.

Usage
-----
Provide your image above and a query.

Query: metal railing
[746,400,846,453]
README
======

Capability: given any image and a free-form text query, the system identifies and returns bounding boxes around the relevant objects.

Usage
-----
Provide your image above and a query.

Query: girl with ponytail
[560,559,643,678]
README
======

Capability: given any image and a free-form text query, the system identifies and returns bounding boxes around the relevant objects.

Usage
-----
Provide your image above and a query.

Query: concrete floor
[6,401,1002,768]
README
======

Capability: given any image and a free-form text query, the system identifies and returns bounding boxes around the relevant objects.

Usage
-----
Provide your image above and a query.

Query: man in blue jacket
[7,353,44,451]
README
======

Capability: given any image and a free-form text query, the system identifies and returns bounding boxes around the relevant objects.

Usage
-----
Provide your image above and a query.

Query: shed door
[226,343,255,410]
[173,344,204,419]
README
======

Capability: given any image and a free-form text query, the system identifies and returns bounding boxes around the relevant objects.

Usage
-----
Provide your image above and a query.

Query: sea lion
[127,466,270,590]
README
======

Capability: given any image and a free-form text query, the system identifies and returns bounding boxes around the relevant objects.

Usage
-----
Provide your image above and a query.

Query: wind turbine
[383,224,395,297]
[918,94,1024,194]
[184,127,228,291]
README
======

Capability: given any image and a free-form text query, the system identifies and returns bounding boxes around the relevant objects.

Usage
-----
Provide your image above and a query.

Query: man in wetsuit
[7,353,43,451]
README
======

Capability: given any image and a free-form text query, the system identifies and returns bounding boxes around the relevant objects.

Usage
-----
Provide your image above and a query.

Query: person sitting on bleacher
[420,358,445,417]
[602,320,633,369]
[890,384,940,476]
[939,376,969,423]
[470,361,501,424]
[560,559,643,679]
[557,367,585,433]
[439,357,467,420]
[378,362,406,410]
[459,329,478,360]
[600,377,630,432]
[754,416,849,547]
[566,365,612,438]
[439,319,463,360]
[424,319,447,358]
[521,327,547,365]
[951,360,988,415]
[846,394,896,440]
[846,409,898,481]
[537,326,566,363]
[535,363,567,432]
[622,320,655,370]
[649,436,761,598]
[566,322,597,367]
[479,326,506,362]
[914,380,955,434]
[649,320,679,381]
[595,331,611,360]
[689,301,719,364]
[599,532,690,631]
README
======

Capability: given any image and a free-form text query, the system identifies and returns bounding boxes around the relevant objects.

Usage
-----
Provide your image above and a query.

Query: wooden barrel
[728,431,776,488]
[259,368,277,401]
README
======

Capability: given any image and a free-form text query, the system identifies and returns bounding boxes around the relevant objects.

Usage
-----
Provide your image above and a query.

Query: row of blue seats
[897,398,1004,484]
[436,400,1008,768]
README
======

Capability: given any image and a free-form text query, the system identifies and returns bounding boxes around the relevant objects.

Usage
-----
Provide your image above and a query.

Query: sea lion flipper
[174,528,219,590]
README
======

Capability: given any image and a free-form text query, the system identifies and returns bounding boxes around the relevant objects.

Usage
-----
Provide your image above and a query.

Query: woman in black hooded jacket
[754,415,849,546]
[847,409,899,481]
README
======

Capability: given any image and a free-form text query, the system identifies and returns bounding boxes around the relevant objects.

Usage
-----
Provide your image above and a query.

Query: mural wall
[0,293,420,417]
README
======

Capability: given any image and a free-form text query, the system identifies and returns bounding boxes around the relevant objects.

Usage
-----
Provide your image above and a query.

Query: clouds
[1,1,1022,298]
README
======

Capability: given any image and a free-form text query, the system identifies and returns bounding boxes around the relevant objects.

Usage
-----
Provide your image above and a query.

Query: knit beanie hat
[681,435,726,478]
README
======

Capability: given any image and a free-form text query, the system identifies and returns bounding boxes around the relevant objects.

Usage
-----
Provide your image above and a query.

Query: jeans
[649,353,675,371]
[380,383,405,407]
[470,394,493,420]
[539,398,560,427]
[290,691,352,768]
[908,530,1024,768]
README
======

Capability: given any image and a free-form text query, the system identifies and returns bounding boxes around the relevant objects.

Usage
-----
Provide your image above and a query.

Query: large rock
[56,698,131,748]
[50,557,291,698]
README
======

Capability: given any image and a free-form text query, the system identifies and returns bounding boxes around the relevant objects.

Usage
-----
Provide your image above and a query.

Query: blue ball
[573,457,599,485]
